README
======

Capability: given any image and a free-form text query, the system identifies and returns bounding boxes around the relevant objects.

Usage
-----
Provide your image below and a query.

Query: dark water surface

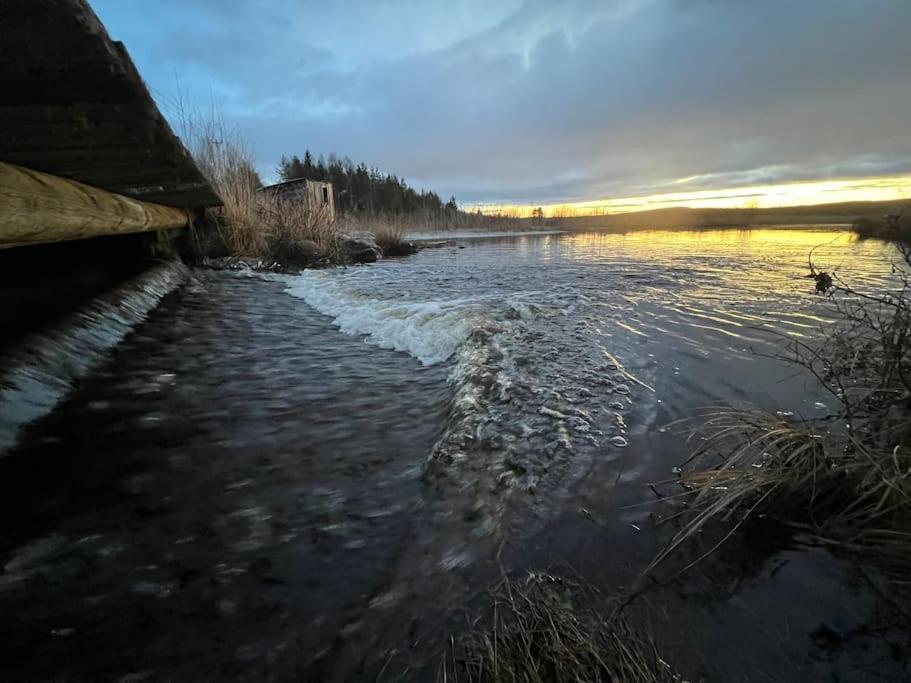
[1,229,907,680]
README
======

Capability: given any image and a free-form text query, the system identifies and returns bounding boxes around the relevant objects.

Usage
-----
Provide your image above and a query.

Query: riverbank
[407,229,566,241]
[1,229,909,680]
[523,198,907,232]
[185,120,533,269]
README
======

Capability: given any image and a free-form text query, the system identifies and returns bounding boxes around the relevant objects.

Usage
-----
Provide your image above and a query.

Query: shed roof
[259,177,332,192]
[0,0,221,208]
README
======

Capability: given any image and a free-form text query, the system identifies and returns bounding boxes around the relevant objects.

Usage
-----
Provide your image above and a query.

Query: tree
[740,199,759,227]
[277,155,306,181]
[303,150,313,177]
[274,149,454,217]
[550,205,578,219]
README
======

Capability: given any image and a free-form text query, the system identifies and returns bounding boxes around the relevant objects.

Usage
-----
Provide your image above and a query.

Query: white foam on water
[284,271,485,365]
[280,263,664,565]
[282,271,627,486]
[0,262,189,456]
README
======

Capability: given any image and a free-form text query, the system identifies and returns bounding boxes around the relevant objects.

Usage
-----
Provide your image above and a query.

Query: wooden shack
[259,178,335,220]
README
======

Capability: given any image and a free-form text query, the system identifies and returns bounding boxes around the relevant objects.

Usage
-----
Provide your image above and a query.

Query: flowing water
[0,229,907,681]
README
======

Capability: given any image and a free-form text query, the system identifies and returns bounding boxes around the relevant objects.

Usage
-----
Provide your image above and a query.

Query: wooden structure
[0,161,192,248]
[259,178,336,220]
[0,0,221,248]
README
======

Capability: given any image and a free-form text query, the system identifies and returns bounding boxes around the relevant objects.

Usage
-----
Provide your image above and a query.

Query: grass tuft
[441,572,679,683]
[651,215,911,577]
[178,107,337,265]
[372,220,407,257]
[650,410,911,575]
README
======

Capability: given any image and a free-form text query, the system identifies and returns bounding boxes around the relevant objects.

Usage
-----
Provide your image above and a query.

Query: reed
[440,572,678,683]
[347,215,407,256]
[651,222,911,577]
[258,193,336,257]
[649,410,911,576]
[179,107,337,263]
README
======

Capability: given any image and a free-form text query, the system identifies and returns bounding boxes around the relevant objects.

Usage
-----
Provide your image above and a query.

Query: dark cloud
[93,0,911,204]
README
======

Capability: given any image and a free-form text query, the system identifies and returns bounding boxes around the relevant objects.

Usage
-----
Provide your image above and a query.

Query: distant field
[536,199,907,232]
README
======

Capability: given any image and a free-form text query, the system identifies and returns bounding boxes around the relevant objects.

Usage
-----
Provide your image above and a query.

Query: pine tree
[273,149,457,218]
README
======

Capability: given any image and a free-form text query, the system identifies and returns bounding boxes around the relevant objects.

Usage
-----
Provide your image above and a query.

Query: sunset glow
[475,174,911,217]
[93,1,911,211]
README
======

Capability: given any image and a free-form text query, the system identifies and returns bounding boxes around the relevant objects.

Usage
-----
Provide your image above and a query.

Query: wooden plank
[0,161,190,248]
[0,0,221,209]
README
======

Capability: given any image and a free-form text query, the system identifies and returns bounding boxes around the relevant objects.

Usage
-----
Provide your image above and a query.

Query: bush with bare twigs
[369,219,407,256]
[852,212,911,240]
[179,111,337,265]
[652,210,911,578]
[441,572,678,683]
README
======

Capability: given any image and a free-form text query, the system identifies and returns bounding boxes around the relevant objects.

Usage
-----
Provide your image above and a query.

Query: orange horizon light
[474,173,911,217]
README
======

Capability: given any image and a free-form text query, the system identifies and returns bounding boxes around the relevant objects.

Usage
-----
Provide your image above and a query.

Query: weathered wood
[0,0,220,209]
[260,178,337,221]
[0,161,190,248]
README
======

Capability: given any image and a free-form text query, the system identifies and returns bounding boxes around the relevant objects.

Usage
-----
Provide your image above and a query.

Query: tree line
[277,151,458,216]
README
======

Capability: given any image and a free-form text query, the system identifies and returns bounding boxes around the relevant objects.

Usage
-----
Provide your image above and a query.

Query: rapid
[0,228,905,681]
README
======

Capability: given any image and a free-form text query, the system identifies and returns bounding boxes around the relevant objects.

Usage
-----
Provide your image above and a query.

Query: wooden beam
[0,0,221,208]
[0,161,191,248]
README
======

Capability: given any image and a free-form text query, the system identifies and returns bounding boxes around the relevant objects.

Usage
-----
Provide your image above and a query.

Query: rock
[349,246,380,263]
[419,240,455,250]
[287,239,323,265]
[338,235,382,264]
[202,256,283,272]
[270,237,323,267]
[384,240,419,257]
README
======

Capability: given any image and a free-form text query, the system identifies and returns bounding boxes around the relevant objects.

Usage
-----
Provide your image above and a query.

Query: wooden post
[0,161,192,248]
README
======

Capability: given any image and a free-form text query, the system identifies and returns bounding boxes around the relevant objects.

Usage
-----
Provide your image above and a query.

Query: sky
[93,0,911,213]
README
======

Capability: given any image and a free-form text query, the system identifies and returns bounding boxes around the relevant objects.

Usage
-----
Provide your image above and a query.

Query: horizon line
[468,173,911,217]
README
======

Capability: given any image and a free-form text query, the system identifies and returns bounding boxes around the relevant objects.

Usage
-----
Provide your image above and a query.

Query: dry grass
[649,410,911,577]
[440,572,679,683]
[373,221,407,256]
[180,110,338,263]
[190,130,265,256]
[258,193,336,258]
[341,214,408,255]
[651,219,911,577]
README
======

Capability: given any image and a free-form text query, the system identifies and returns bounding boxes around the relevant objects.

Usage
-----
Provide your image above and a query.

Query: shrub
[179,109,336,264]
[372,220,407,256]
[852,216,887,238]
[441,572,677,683]
[651,216,911,578]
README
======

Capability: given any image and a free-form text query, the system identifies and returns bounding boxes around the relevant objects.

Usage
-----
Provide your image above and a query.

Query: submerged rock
[202,256,284,272]
[271,238,323,267]
[350,246,380,263]
[384,240,419,257]
[337,235,382,264]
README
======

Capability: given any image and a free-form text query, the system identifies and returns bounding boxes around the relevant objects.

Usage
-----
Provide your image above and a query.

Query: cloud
[93,0,911,204]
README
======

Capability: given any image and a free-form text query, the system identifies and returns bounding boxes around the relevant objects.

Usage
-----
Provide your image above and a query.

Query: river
[1,228,907,681]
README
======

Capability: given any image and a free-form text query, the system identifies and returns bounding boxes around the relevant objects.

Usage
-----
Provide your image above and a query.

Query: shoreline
[405,223,854,241]
[406,228,566,241]
[1,228,906,679]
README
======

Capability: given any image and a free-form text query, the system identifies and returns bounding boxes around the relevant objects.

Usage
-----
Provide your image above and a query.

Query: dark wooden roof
[259,177,332,195]
[0,0,221,208]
